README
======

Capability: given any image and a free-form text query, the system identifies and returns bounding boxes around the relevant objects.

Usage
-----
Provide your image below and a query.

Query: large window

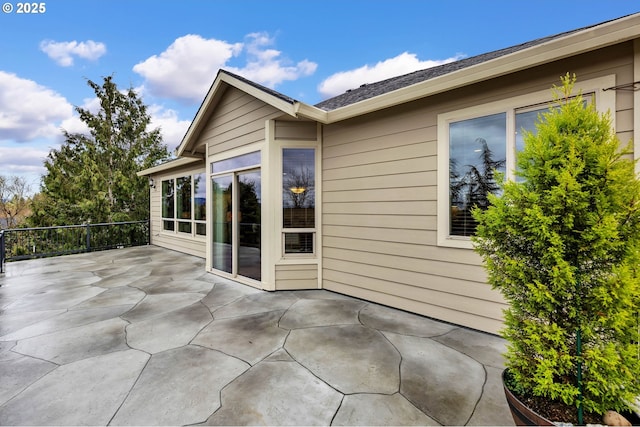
[161,174,206,236]
[282,148,315,254]
[437,76,612,248]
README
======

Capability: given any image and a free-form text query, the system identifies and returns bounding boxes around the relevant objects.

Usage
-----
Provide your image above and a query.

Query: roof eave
[325,13,640,123]
[137,157,203,177]
[294,102,329,123]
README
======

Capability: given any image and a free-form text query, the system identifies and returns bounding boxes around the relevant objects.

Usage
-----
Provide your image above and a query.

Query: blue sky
[1,0,638,193]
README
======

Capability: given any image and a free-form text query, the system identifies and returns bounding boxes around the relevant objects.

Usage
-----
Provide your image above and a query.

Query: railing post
[0,229,5,274]
[86,223,91,252]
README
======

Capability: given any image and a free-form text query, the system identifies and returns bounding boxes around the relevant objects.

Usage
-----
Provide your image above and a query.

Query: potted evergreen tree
[472,74,640,425]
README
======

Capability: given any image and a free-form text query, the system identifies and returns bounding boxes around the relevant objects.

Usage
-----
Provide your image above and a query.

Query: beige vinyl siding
[149,162,206,259]
[275,264,319,290]
[321,43,633,334]
[197,87,283,157]
[274,120,317,140]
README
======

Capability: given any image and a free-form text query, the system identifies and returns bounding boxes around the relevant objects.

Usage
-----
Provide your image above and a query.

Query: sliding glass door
[210,164,261,282]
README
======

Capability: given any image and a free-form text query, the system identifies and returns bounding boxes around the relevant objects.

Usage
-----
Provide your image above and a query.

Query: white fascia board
[325,14,640,124]
[175,77,226,158]
[136,157,202,177]
[218,73,299,117]
[293,102,329,123]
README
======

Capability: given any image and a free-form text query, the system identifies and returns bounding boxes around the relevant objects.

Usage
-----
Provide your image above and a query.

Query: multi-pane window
[161,174,206,236]
[282,148,315,254]
[438,84,603,248]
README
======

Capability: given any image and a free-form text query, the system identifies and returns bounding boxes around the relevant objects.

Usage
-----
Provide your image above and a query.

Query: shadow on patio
[0,246,513,426]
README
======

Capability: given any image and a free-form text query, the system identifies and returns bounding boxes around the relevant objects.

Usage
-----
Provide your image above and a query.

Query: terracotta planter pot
[502,370,554,426]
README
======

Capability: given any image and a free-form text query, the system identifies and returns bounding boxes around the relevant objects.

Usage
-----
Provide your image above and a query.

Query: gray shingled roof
[313,17,623,111]
[216,14,633,114]
[220,69,296,105]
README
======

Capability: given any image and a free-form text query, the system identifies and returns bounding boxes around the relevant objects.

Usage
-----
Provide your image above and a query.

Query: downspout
[634,39,640,176]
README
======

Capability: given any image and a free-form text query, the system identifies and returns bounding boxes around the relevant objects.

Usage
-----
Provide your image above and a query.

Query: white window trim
[437,75,616,249]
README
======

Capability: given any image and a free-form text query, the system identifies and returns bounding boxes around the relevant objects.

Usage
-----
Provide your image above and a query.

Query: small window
[212,151,261,174]
[194,173,206,236]
[162,179,174,231]
[284,232,314,254]
[176,176,192,234]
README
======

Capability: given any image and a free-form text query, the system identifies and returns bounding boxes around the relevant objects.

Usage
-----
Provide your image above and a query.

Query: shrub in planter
[472,74,640,423]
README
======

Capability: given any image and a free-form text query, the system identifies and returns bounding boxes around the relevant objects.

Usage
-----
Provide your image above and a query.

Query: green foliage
[0,175,31,228]
[473,74,640,415]
[28,76,170,226]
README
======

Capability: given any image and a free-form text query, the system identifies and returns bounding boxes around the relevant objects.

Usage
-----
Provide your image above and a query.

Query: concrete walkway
[0,246,514,426]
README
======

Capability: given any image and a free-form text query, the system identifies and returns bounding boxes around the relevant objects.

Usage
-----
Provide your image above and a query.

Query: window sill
[437,235,475,249]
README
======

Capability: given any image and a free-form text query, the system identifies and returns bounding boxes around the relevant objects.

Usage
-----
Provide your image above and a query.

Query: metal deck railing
[0,220,150,273]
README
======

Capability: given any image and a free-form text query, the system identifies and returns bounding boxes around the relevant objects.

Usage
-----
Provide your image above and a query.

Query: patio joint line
[463,364,490,426]
[105,351,152,427]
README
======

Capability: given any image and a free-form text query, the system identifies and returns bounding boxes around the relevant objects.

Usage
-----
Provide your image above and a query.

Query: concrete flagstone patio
[0,246,514,426]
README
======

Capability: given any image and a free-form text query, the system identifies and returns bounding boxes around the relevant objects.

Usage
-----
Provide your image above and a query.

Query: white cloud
[133,32,317,104]
[0,71,74,142]
[148,105,191,153]
[226,32,317,88]
[40,40,107,67]
[317,52,465,99]
[0,145,49,173]
[133,34,243,103]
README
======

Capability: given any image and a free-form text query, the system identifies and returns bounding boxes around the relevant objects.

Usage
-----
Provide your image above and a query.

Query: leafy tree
[29,76,170,226]
[473,74,640,418]
[0,175,31,228]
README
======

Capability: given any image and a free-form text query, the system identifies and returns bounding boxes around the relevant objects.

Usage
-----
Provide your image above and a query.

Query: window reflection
[449,113,506,236]
[212,151,261,174]
[194,173,206,236]
[162,179,174,231]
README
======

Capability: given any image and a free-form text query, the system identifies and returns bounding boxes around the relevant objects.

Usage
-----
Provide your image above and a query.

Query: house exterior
[138,13,640,334]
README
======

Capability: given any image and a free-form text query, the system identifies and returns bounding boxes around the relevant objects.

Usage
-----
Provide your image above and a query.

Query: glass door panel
[212,175,233,274]
[237,171,261,281]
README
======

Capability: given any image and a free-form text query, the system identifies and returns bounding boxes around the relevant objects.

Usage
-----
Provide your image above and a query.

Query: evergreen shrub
[472,74,640,416]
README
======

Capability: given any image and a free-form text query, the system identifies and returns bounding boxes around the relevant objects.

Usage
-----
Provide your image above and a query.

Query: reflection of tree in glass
[450,138,505,236]
[193,174,206,220]
[284,167,314,208]
[465,138,505,209]
[239,178,260,247]
[239,179,260,223]
[194,175,202,195]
